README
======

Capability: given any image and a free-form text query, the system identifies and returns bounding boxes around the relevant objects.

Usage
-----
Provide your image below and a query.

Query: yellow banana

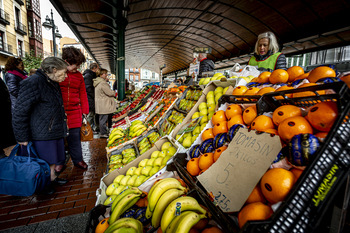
[105,218,142,233]
[112,227,137,233]
[151,189,185,228]
[173,212,207,233]
[160,196,207,232]
[145,203,153,219]
[111,187,142,212]
[165,211,192,233]
[148,179,187,212]
[109,194,141,225]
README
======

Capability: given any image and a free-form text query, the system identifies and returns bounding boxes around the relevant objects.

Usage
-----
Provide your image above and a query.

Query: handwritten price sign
[198,128,282,212]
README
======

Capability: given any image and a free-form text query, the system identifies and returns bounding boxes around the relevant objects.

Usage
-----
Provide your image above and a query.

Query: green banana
[111,227,137,233]
[111,187,142,212]
[165,211,193,233]
[105,218,143,233]
[138,137,148,145]
[109,194,141,224]
[148,178,188,212]
[160,196,207,232]
[151,189,186,228]
[125,156,136,164]
[139,146,151,155]
[173,212,207,233]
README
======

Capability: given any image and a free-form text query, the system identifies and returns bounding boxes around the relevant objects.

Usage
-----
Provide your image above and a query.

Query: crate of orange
[239,81,350,232]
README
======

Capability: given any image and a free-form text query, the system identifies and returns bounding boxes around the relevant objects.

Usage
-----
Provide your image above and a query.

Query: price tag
[197,128,282,212]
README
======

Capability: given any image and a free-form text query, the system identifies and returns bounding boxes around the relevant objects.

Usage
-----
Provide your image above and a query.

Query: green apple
[141,166,153,176]
[151,151,160,159]
[201,124,206,131]
[127,175,138,186]
[134,167,143,176]
[183,136,192,148]
[149,166,160,177]
[192,112,200,119]
[162,155,172,165]
[146,158,156,166]
[176,134,184,143]
[159,149,168,158]
[154,157,163,167]
[199,109,208,116]
[106,183,119,196]
[167,146,177,156]
[126,167,137,176]
[214,87,224,95]
[200,115,208,125]
[138,159,148,167]
[223,86,229,94]
[207,98,215,106]
[113,175,125,184]
[230,75,238,79]
[193,126,201,135]
[161,142,172,151]
[206,91,214,99]
[198,102,208,111]
[134,175,147,187]
[120,175,131,186]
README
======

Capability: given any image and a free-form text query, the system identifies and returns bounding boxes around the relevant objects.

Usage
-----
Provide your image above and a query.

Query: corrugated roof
[50,0,350,75]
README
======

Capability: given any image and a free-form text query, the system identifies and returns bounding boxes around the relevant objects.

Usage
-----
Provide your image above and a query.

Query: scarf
[8,69,28,80]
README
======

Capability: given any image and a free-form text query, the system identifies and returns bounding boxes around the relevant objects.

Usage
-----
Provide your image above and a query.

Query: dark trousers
[58,128,83,165]
[99,114,109,135]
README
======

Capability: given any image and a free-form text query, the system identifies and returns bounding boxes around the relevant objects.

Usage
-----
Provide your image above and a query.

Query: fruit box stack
[95,137,178,206]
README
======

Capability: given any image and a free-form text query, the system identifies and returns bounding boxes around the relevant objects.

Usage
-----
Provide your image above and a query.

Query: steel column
[117,16,127,100]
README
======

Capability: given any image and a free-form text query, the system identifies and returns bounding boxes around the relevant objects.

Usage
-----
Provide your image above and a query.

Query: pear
[223,86,229,94]
[198,102,208,111]
[146,158,156,166]
[176,134,184,143]
[167,147,177,156]
[183,132,192,138]
[206,91,214,99]
[192,135,198,143]
[199,109,208,117]
[162,155,172,165]
[134,167,143,176]
[207,104,216,112]
[192,112,200,119]
[200,116,208,126]
[120,175,131,186]
[151,151,160,159]
[112,185,127,195]
[134,175,147,187]
[215,93,223,102]
[201,124,206,131]
[154,157,163,167]
[182,136,192,148]
[141,166,153,176]
[214,87,224,95]
[126,167,137,176]
[149,166,160,177]
[192,126,201,135]
[127,175,138,187]
[159,149,168,158]
[208,111,215,121]
[138,159,148,167]
[113,175,125,184]
[207,98,215,106]
[106,183,119,196]
[161,142,172,151]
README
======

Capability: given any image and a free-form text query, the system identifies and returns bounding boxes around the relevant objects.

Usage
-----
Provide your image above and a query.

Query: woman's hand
[18,142,28,146]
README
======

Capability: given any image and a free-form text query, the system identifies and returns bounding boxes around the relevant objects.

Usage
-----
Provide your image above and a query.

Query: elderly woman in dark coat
[12,57,69,195]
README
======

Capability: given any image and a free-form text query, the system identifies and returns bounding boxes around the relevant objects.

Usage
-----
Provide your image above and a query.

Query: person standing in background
[58,47,89,171]
[94,68,116,138]
[197,53,215,80]
[4,57,28,112]
[83,63,100,133]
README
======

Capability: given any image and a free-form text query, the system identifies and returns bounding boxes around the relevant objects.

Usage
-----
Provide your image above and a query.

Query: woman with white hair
[248,31,287,72]
[12,57,70,195]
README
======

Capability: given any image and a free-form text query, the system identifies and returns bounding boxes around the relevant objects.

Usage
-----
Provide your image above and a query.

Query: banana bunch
[138,131,160,155]
[129,120,148,138]
[167,111,185,125]
[104,217,143,233]
[109,187,146,225]
[108,127,125,146]
[164,210,207,233]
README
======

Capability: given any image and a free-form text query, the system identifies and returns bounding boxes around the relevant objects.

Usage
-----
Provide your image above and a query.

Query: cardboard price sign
[197,128,282,213]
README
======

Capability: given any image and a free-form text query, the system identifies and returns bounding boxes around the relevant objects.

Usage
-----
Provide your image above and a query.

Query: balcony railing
[15,22,27,35]
[0,9,10,25]
[15,0,24,6]
[0,43,13,55]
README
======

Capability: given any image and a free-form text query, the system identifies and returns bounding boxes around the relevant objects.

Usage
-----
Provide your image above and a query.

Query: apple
[113,175,125,184]
[141,166,153,176]
[200,115,208,125]
[138,159,148,167]
[161,142,172,151]
[134,167,143,176]
[167,147,177,156]
[199,109,208,116]
[183,136,192,148]
[146,158,156,166]
[151,151,160,159]
[198,102,208,111]
[134,175,147,187]
[149,166,160,177]
[206,91,214,99]
[192,112,200,119]
[126,167,137,176]
[214,87,224,95]
[154,157,163,167]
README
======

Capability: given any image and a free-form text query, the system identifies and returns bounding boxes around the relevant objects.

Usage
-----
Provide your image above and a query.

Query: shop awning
[51,0,350,75]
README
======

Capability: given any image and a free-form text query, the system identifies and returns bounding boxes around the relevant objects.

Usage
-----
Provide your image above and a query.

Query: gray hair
[255,32,279,54]
[90,63,98,70]
[41,57,68,74]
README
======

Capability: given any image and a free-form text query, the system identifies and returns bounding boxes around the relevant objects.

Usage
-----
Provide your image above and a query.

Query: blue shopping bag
[0,142,51,196]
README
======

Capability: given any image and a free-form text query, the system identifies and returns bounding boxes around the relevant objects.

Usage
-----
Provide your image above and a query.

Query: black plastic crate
[85,204,109,233]
[241,82,350,232]
[218,94,261,106]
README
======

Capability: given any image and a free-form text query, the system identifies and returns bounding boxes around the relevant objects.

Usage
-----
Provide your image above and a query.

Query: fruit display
[128,120,148,138]
[178,89,202,112]
[108,147,138,173]
[145,98,177,127]
[137,131,161,155]
[160,110,185,136]
[107,127,126,147]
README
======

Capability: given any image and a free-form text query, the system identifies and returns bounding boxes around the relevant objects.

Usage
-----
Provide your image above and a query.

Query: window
[28,17,33,37]
[32,0,40,16]
[35,19,41,41]
[152,72,155,79]
[15,7,20,27]
[18,40,22,57]
[26,0,31,9]
[136,75,140,81]
[0,31,4,51]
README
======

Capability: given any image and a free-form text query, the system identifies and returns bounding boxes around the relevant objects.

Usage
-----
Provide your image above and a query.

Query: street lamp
[42,9,62,57]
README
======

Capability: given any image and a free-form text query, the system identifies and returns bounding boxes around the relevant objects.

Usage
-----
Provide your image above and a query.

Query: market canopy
[51,0,350,75]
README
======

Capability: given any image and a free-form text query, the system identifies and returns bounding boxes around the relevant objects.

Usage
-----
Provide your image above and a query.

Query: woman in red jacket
[57,47,89,171]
